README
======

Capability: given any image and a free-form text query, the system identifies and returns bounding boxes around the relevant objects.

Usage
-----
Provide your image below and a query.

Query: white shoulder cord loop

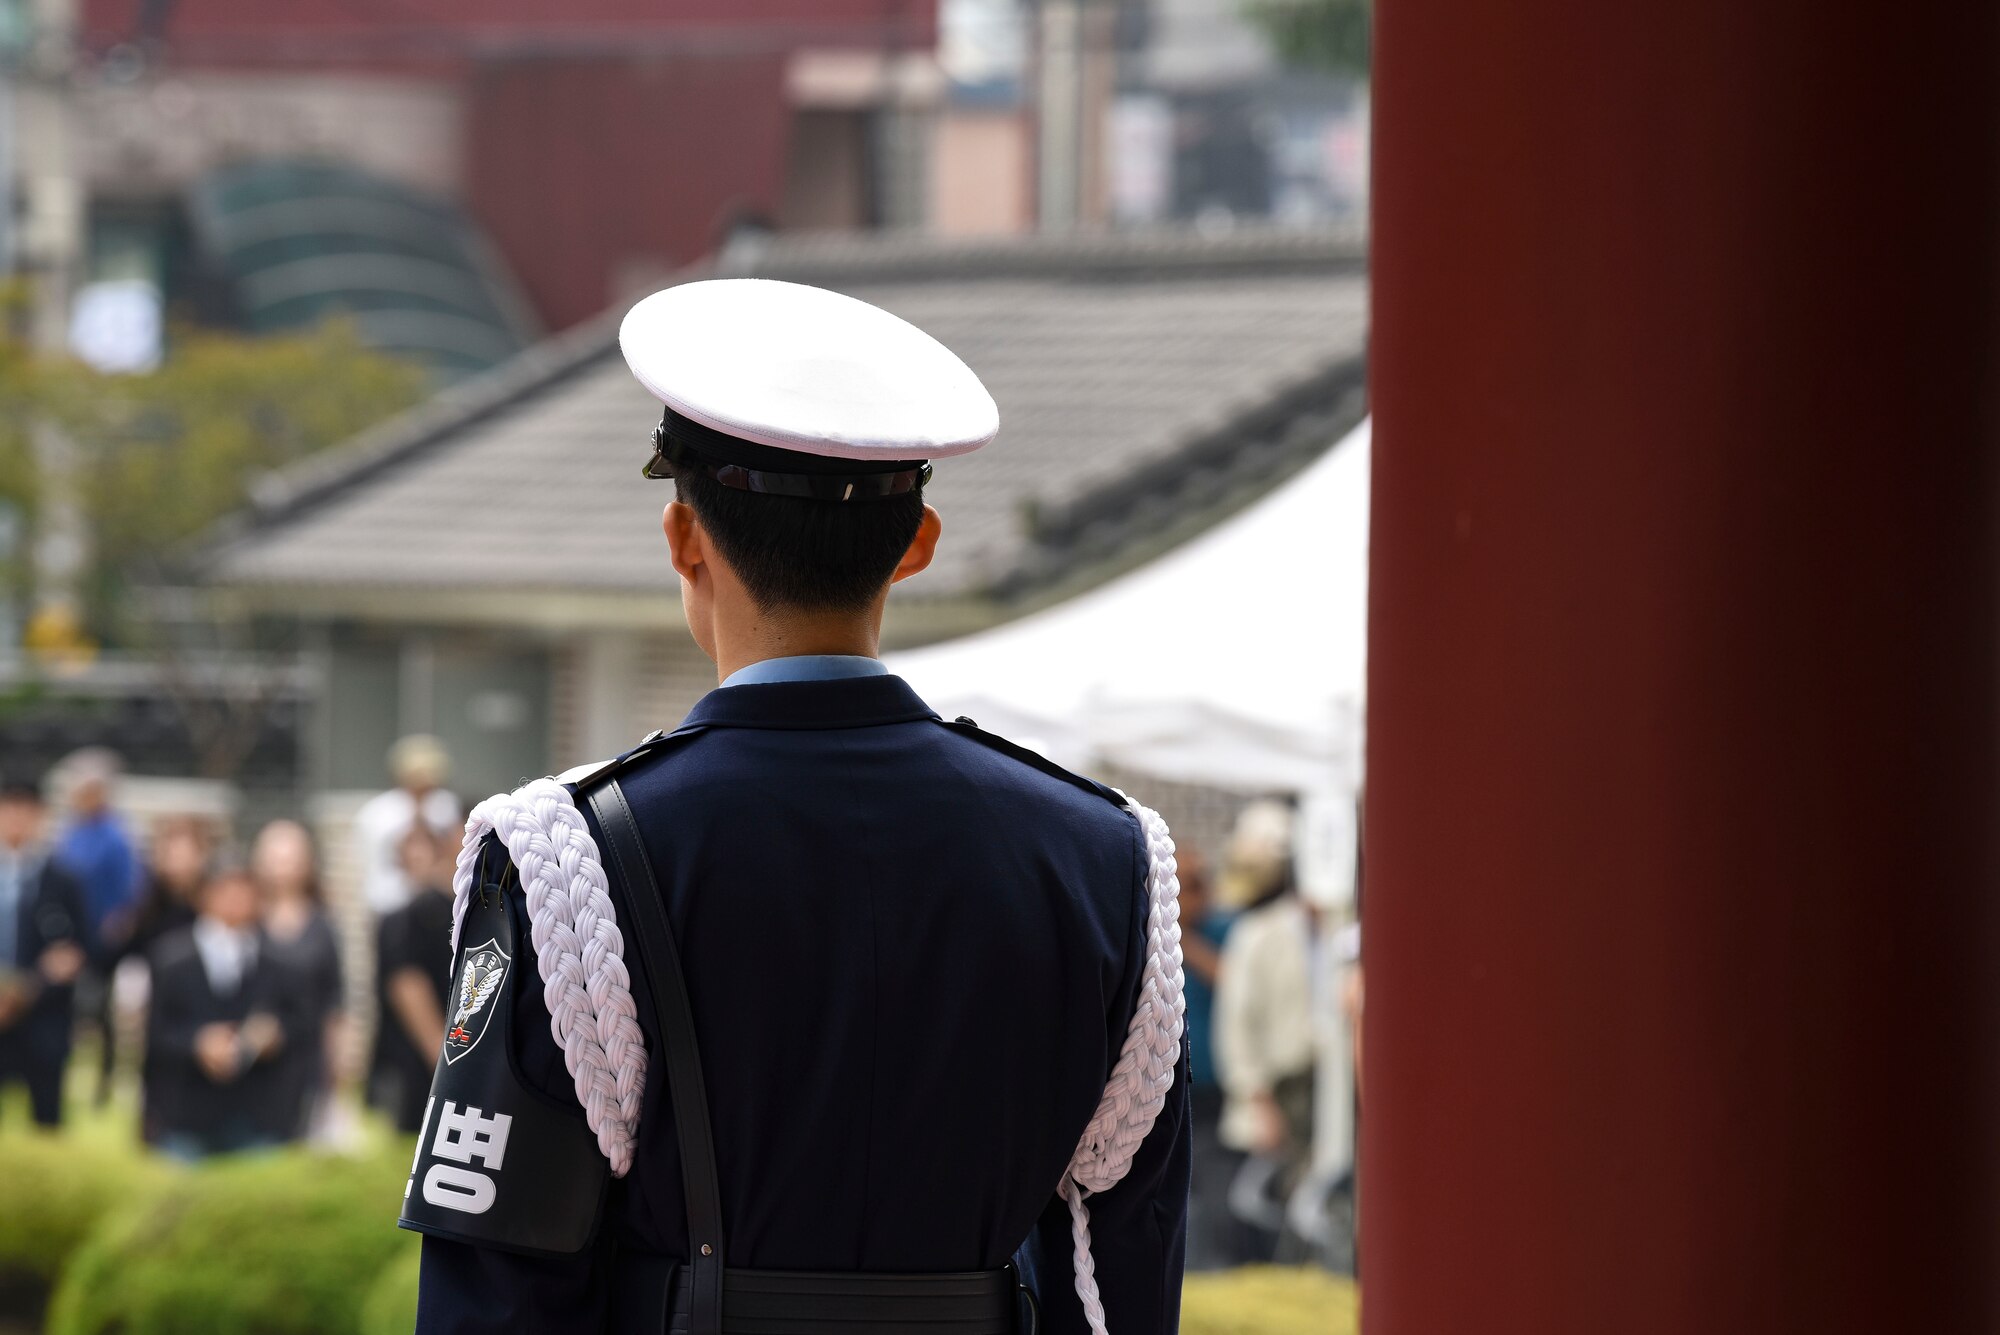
[451,777,647,1177]
[1060,796,1186,1335]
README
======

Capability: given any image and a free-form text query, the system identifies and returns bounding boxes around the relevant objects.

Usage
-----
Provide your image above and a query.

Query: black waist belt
[664,1265,1020,1335]
[584,777,1035,1335]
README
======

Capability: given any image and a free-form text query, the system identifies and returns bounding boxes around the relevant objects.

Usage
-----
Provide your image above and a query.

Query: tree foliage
[1244,0,1371,78]
[0,314,424,643]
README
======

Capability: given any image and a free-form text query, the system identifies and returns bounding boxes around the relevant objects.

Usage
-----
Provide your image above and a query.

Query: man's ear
[891,505,944,585]
[663,500,705,584]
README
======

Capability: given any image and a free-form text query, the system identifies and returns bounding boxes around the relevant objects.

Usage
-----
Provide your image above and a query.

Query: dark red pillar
[1363,2,2000,1332]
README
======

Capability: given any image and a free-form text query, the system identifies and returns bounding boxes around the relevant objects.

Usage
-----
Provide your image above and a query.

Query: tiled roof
[205,225,1367,617]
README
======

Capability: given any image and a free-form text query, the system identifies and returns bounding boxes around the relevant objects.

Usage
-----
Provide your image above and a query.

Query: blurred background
[0,2,1363,1332]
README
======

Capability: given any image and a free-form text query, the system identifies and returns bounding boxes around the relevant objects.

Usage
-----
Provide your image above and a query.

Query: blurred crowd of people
[1180,798,1362,1274]
[1,739,1362,1272]
[0,739,465,1158]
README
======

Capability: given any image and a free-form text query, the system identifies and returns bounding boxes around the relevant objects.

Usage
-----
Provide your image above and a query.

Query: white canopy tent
[891,417,1372,796]
[894,418,1373,1200]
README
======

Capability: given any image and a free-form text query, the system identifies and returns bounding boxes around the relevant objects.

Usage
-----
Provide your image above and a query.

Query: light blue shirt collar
[720,654,891,689]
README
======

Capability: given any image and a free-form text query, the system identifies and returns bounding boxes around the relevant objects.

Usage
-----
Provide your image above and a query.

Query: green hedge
[358,1242,421,1335]
[1182,1265,1358,1335]
[45,1147,419,1335]
[4,1123,1349,1335]
[0,1132,169,1328]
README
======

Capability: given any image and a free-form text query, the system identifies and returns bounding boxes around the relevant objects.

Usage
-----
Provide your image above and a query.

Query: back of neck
[712,615,882,684]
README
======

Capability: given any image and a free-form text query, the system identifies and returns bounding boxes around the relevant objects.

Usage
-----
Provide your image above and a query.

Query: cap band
[643,410,930,502]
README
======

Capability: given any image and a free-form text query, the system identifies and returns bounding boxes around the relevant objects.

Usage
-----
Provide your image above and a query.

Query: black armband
[397,853,610,1256]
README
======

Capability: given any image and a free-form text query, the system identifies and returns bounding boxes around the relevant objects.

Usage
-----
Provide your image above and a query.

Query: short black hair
[676,467,926,613]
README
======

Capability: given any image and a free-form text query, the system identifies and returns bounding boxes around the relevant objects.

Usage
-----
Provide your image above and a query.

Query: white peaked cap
[618,278,999,460]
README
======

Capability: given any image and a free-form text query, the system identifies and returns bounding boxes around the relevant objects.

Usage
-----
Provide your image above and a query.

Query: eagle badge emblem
[442,939,510,1064]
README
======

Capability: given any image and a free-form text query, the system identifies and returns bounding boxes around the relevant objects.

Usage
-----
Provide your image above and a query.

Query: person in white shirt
[353,735,460,916]
[1214,801,1319,1260]
[144,859,294,1157]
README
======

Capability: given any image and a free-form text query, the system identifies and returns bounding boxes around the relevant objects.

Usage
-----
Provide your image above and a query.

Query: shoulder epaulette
[935,715,1127,809]
[554,722,711,794]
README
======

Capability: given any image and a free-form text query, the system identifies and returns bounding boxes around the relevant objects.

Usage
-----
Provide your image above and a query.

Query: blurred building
[939,0,1367,235]
[0,3,1368,823]
[198,224,1364,803]
[7,0,952,378]
[1110,0,1368,227]
[1,1,1359,377]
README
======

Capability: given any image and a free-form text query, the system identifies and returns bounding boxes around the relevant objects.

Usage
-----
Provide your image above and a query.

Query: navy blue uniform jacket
[416,673,1191,1333]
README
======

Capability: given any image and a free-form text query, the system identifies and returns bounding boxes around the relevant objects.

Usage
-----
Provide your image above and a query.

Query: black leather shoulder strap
[584,774,726,1335]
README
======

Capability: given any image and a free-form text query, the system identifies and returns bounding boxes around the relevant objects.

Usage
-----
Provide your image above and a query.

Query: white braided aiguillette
[452,777,647,1177]
[1060,796,1186,1335]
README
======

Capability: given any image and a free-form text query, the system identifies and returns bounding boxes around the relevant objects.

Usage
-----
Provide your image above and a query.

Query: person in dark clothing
[252,820,344,1141]
[121,817,212,1143]
[0,777,89,1127]
[144,860,297,1158]
[118,816,209,967]
[1176,844,1249,1271]
[371,823,455,1134]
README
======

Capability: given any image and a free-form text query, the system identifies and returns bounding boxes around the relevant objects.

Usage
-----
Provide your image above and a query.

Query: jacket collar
[677,673,940,732]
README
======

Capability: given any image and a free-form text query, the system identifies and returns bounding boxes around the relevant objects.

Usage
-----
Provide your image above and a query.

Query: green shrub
[1181,1265,1357,1335]
[0,1131,170,1328]
[10,1115,1354,1335]
[46,1147,415,1335]
[358,1243,421,1335]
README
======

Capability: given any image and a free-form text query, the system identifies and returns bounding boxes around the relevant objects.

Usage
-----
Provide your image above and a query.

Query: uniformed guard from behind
[400,278,1191,1335]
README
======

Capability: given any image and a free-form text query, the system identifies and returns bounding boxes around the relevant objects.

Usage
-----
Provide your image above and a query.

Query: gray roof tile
[209,228,1366,607]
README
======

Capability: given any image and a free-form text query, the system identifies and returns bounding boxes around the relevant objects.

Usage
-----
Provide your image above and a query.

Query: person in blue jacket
[402,279,1190,1335]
